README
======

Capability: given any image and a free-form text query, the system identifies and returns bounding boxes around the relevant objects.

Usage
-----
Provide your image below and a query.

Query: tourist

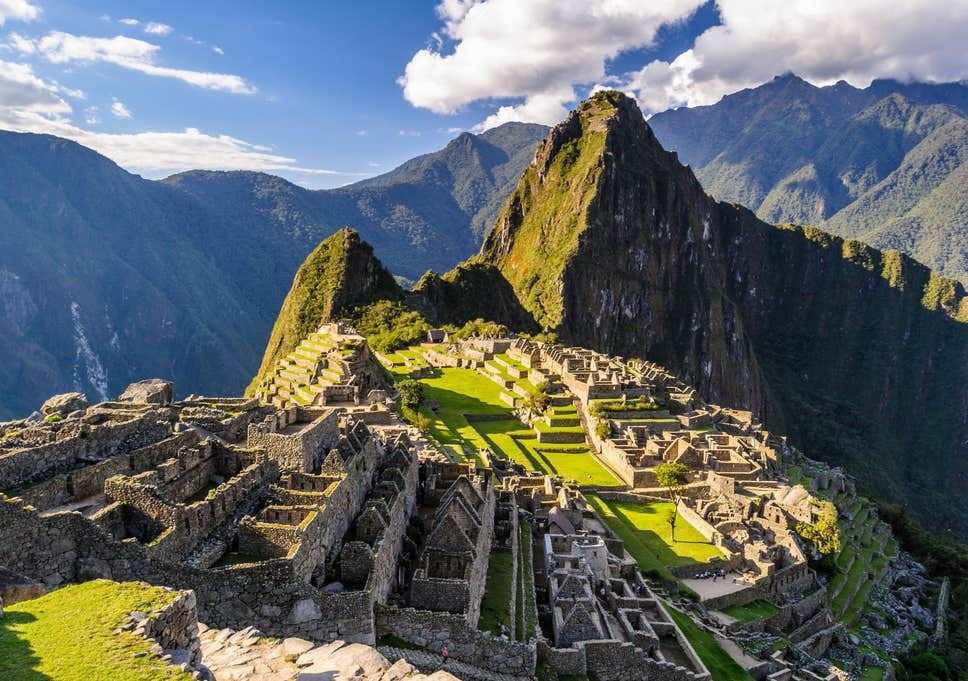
[442,647,449,665]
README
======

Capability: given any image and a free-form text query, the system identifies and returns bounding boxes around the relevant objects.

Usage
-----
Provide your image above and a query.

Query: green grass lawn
[0,580,195,681]
[665,606,753,681]
[479,552,515,636]
[589,497,725,567]
[719,600,780,623]
[473,419,621,487]
[517,521,537,641]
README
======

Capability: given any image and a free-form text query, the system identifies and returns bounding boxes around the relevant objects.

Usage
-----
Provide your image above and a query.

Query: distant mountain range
[3,73,968,422]
[0,123,547,418]
[649,74,968,282]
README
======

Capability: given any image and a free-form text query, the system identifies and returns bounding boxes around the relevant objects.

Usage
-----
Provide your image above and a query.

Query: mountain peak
[246,227,400,394]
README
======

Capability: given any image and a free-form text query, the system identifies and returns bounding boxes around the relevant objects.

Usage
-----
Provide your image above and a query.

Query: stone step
[378,646,530,681]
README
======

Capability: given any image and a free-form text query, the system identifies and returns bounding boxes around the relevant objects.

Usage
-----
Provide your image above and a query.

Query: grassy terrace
[479,552,515,636]
[517,521,537,641]
[0,580,195,681]
[586,496,725,575]
[384,355,622,485]
[665,605,753,681]
[474,419,621,487]
[720,600,780,623]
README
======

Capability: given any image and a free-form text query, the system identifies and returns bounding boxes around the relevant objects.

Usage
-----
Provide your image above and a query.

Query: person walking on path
[442,647,449,665]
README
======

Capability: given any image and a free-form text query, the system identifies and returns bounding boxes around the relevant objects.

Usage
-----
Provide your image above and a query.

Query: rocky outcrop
[119,379,175,405]
[40,392,90,416]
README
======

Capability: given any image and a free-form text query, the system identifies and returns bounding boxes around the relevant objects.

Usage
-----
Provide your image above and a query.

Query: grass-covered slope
[0,580,194,681]
[247,228,400,394]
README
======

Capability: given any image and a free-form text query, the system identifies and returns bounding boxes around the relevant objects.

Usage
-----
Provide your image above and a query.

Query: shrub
[354,300,430,353]
[397,379,424,412]
[595,420,611,439]
[43,413,62,423]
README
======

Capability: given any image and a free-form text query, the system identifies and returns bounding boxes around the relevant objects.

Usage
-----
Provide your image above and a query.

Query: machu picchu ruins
[0,320,939,681]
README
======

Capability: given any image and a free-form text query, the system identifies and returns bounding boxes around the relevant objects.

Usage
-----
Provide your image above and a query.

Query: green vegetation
[719,600,780,623]
[354,300,430,353]
[43,414,62,423]
[664,605,753,681]
[517,521,537,641]
[479,552,515,636]
[585,496,724,576]
[589,397,662,416]
[479,92,617,328]
[595,420,611,439]
[879,503,968,678]
[442,318,508,340]
[473,419,620,487]
[654,462,690,502]
[396,378,424,414]
[796,500,842,555]
[0,580,194,681]
[247,228,400,394]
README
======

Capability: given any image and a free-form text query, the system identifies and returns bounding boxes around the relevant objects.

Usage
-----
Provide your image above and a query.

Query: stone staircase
[378,647,531,681]
[256,331,354,408]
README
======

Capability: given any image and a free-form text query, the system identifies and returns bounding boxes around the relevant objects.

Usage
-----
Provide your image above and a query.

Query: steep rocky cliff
[467,91,968,533]
[247,228,400,394]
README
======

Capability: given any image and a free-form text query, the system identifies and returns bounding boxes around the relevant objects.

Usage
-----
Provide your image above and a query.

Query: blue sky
[1,0,965,187]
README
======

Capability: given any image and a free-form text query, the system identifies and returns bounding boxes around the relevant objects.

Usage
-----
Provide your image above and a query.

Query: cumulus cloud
[11,31,256,94]
[110,99,132,118]
[0,0,38,25]
[624,0,968,111]
[0,59,353,178]
[402,0,968,126]
[399,0,706,128]
[0,59,71,114]
[143,22,173,36]
[118,18,139,27]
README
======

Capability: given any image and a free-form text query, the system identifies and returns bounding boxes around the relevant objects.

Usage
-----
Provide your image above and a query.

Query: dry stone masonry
[0,326,936,681]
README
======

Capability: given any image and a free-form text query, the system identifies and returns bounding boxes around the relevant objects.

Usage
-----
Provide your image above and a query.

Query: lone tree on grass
[655,462,690,502]
[655,462,689,542]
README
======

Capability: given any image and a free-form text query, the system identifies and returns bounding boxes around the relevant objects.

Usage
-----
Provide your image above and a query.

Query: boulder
[40,392,89,416]
[0,566,46,606]
[25,411,43,423]
[119,379,174,405]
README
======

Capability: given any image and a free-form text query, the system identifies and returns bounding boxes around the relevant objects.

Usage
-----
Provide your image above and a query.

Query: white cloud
[0,59,356,178]
[110,99,132,118]
[398,130,421,137]
[143,22,173,36]
[118,18,139,27]
[212,45,224,55]
[624,0,968,111]
[399,0,706,128]
[12,31,256,94]
[355,129,367,136]
[0,0,38,25]
[0,59,71,114]
[367,161,382,167]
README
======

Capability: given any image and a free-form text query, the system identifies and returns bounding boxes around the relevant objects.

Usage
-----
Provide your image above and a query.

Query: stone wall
[376,605,536,677]
[0,411,172,491]
[132,585,202,666]
[0,494,376,642]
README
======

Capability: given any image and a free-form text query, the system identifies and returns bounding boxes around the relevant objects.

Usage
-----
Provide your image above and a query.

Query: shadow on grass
[0,611,50,681]
[609,503,707,568]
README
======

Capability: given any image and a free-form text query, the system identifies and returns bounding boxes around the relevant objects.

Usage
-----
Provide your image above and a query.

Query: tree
[667,509,678,542]
[654,462,690,502]
[796,500,841,556]
[397,379,424,413]
[595,420,611,439]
